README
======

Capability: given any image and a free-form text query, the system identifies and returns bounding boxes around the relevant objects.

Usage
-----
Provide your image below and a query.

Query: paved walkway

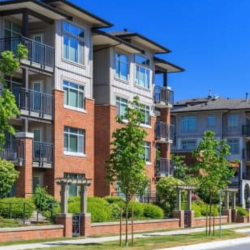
[1,223,250,250]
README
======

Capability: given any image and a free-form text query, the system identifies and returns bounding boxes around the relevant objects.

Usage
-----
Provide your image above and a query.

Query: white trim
[33,128,43,142]
[64,105,87,113]
[64,151,87,158]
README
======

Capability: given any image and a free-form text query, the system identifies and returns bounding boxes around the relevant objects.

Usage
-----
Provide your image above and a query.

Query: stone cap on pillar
[15,132,34,139]
[56,177,92,186]
[176,185,196,191]
[225,188,238,193]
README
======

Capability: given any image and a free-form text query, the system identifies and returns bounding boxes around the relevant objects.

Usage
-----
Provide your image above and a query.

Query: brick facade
[94,104,157,197]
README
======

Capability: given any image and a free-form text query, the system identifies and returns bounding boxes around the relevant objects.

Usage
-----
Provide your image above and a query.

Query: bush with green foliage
[128,201,144,218]
[0,197,35,219]
[191,203,202,217]
[104,196,124,204]
[237,206,249,216]
[143,203,164,219]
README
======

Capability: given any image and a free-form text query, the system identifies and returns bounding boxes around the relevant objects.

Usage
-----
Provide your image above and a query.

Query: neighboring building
[0,0,183,201]
[171,94,250,207]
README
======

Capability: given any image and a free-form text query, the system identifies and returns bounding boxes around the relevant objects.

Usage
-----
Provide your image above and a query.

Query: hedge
[237,206,249,216]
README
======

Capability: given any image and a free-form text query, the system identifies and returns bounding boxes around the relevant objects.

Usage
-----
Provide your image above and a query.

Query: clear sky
[72,0,250,101]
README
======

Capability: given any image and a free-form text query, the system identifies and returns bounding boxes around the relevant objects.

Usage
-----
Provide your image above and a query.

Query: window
[4,20,21,38]
[64,173,85,197]
[143,142,151,162]
[207,115,215,127]
[64,127,84,154]
[228,114,239,130]
[138,103,150,125]
[116,96,128,119]
[181,140,196,150]
[228,139,239,154]
[63,21,84,64]
[63,80,84,109]
[182,116,196,131]
[115,52,129,81]
[135,54,150,89]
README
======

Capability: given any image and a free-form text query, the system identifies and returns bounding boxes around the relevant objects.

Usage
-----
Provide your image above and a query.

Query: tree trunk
[206,203,208,236]
[213,204,215,236]
[209,189,212,236]
[125,201,129,247]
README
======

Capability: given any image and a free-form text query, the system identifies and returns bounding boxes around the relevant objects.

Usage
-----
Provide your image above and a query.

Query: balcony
[155,122,174,143]
[111,191,158,203]
[242,148,250,163]
[12,87,53,120]
[242,173,250,180]
[33,142,53,168]
[0,36,55,71]
[155,158,173,177]
[242,125,250,138]
[154,86,174,108]
[0,139,24,166]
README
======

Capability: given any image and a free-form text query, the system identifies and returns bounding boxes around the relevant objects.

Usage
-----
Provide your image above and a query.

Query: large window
[207,115,215,127]
[64,173,85,197]
[64,127,84,154]
[115,52,129,81]
[228,139,239,154]
[182,116,197,131]
[138,103,150,125]
[63,80,84,109]
[116,96,128,119]
[181,140,196,150]
[135,55,150,89]
[63,21,84,64]
[228,114,239,130]
[143,142,151,162]
[4,20,21,38]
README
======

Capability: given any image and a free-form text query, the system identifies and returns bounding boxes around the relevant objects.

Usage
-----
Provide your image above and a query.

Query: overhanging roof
[0,0,69,20]
[154,57,184,73]
[93,30,143,54]
[42,0,113,28]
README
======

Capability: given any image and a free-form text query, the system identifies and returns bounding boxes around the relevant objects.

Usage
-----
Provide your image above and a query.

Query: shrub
[143,204,164,219]
[192,203,202,217]
[0,197,35,219]
[237,206,249,216]
[128,201,144,218]
[108,203,121,220]
[104,196,124,204]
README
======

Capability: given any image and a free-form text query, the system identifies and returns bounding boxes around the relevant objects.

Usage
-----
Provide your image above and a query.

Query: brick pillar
[222,209,232,223]
[173,210,184,228]
[186,210,195,228]
[15,132,33,197]
[232,209,237,223]
[56,214,72,237]
[80,213,91,236]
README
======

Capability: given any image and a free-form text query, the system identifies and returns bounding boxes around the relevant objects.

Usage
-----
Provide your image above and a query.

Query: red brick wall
[53,90,95,200]
[94,105,157,197]
[0,226,63,243]
[194,216,228,227]
[90,219,179,236]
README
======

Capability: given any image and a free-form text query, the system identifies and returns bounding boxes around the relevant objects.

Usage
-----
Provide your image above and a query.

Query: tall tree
[106,96,149,246]
[191,130,235,236]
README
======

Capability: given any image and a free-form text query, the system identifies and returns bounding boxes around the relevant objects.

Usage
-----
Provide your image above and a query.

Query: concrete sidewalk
[0,223,250,250]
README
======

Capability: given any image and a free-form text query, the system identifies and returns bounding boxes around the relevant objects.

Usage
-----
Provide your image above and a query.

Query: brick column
[173,210,184,228]
[15,132,33,197]
[80,213,91,236]
[232,209,237,223]
[186,210,195,228]
[56,214,72,237]
[222,209,232,223]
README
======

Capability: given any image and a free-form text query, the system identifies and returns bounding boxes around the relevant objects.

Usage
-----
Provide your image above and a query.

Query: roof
[42,0,113,28]
[172,97,250,113]
[109,31,171,54]
[154,56,184,73]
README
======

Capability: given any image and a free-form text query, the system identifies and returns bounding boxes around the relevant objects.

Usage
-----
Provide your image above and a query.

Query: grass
[17,229,249,250]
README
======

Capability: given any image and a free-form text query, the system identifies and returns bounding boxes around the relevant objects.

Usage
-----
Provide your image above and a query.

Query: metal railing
[155,158,173,177]
[242,125,250,137]
[33,141,53,165]
[0,36,55,68]
[12,87,54,116]
[242,173,250,180]
[155,122,174,141]
[154,86,174,106]
[0,139,24,163]
[242,148,250,161]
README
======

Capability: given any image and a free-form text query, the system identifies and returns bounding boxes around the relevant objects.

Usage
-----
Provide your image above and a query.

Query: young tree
[172,154,188,181]
[0,44,28,197]
[106,96,149,246]
[191,130,235,236]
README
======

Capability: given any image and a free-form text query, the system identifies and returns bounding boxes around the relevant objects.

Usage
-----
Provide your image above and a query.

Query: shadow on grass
[44,242,101,246]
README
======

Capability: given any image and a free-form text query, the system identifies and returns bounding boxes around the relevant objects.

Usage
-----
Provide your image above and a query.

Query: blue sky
[73,0,250,101]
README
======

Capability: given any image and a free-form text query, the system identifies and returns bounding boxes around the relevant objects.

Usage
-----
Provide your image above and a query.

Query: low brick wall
[194,216,228,227]
[0,225,64,243]
[90,219,179,236]
[236,216,249,223]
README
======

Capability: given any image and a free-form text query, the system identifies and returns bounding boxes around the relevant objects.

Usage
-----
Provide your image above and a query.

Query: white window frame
[228,114,239,130]
[116,96,128,119]
[143,141,151,163]
[207,115,215,127]
[62,21,85,65]
[138,103,150,126]
[227,138,239,155]
[182,116,197,132]
[115,51,129,81]
[135,54,150,89]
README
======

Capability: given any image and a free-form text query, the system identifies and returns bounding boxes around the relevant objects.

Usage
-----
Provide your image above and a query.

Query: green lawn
[27,229,248,250]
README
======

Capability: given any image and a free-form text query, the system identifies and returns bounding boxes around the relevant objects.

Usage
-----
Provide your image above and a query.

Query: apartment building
[0,0,183,200]
[93,30,183,198]
[171,94,250,207]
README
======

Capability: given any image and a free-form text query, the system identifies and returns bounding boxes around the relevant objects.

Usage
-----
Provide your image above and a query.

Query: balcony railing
[0,139,24,164]
[155,122,174,142]
[0,36,55,69]
[12,87,53,117]
[154,86,174,107]
[242,148,250,161]
[242,173,250,180]
[33,142,53,166]
[242,125,250,137]
[155,158,173,177]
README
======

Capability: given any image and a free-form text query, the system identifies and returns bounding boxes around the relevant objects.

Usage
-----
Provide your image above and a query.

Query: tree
[172,154,188,181]
[0,44,28,197]
[190,130,235,236]
[106,96,149,246]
